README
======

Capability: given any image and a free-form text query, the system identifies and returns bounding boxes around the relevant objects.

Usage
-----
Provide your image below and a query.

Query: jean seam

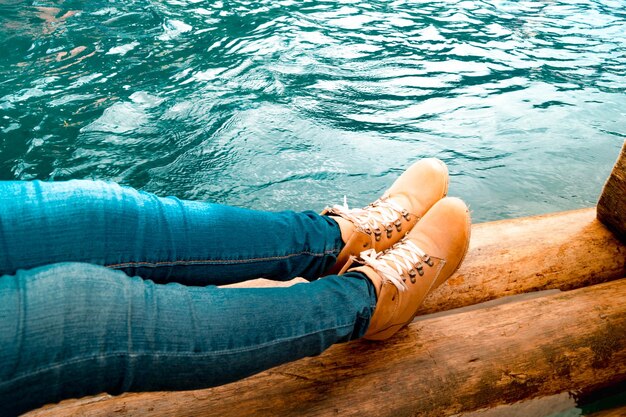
[1,322,355,386]
[105,249,340,269]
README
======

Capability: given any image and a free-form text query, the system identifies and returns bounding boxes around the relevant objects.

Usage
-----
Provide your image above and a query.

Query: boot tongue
[328,198,406,232]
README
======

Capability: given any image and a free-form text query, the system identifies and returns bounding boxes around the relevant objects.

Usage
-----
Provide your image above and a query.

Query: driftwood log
[214,208,626,316]
[28,277,626,417]
[598,141,626,241]
[420,207,625,314]
[226,208,626,317]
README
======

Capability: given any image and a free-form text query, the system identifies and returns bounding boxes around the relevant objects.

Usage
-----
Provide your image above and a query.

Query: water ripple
[0,0,625,220]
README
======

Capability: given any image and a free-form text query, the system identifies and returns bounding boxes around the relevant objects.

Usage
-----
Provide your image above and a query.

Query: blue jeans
[0,180,377,416]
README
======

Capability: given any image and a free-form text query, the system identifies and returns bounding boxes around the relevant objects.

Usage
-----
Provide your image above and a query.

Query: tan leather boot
[322,158,449,276]
[344,197,471,340]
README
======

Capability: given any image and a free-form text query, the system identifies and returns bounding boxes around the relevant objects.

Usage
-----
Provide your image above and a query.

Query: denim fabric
[0,180,345,284]
[0,181,377,416]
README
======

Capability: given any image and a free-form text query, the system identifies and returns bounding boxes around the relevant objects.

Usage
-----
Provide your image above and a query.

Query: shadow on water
[456,379,626,416]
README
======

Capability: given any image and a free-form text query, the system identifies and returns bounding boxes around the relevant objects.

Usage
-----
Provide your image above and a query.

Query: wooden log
[219,208,626,316]
[598,140,626,241]
[421,207,625,314]
[27,277,626,417]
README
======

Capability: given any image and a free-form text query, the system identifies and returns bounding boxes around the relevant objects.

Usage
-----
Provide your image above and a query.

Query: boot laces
[327,196,406,234]
[359,240,430,292]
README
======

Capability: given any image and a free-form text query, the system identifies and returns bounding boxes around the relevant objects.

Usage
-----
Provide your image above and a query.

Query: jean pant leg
[0,263,376,416]
[0,180,344,285]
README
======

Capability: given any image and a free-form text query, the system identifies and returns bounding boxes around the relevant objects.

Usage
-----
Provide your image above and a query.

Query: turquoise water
[1,0,625,222]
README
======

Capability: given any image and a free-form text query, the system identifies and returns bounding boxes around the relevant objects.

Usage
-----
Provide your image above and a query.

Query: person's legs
[0,179,471,416]
[0,262,376,416]
[0,180,344,285]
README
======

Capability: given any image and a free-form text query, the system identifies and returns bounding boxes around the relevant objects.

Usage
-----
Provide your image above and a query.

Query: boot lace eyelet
[325,198,407,244]
[358,239,430,292]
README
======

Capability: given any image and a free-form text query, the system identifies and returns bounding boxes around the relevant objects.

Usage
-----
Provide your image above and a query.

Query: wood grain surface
[221,208,626,316]
[421,207,625,313]
[598,141,626,242]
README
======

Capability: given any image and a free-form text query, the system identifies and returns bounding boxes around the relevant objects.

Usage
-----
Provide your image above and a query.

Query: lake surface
[0,0,624,222]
